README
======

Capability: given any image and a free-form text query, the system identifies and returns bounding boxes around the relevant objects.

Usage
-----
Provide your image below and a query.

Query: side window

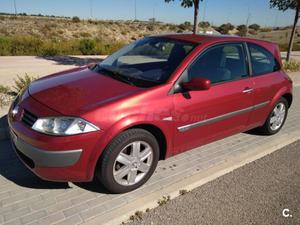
[187,43,248,84]
[248,43,280,76]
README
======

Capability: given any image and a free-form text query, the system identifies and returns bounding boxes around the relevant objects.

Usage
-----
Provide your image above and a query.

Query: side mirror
[182,77,211,91]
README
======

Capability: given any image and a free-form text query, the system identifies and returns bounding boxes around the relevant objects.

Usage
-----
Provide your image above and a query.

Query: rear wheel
[97,129,159,193]
[258,97,288,135]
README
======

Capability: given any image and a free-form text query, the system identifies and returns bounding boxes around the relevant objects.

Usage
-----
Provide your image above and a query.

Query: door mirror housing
[182,77,211,91]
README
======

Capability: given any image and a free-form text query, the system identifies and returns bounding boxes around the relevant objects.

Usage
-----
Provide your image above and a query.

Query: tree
[199,21,210,28]
[216,23,234,34]
[270,0,300,61]
[165,0,203,34]
[237,24,248,37]
[249,23,260,31]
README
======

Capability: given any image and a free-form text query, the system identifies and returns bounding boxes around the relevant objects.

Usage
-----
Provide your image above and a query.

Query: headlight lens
[32,117,99,135]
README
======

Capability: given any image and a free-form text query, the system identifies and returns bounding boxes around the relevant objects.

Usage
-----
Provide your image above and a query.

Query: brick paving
[0,87,299,225]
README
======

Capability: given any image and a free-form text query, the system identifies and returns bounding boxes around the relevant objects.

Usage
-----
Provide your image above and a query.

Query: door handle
[243,87,253,93]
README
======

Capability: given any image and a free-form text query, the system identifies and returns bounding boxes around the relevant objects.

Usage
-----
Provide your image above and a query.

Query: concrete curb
[87,129,300,225]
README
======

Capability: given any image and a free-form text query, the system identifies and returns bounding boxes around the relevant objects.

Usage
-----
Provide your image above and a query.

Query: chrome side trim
[178,101,270,132]
[163,117,173,121]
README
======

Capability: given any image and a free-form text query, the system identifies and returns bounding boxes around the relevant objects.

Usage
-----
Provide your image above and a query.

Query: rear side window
[187,43,248,84]
[248,43,280,76]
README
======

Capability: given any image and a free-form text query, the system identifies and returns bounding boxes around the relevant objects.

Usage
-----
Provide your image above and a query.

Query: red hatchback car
[9,34,293,193]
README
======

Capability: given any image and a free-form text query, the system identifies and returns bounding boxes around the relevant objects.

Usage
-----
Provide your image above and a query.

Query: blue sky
[1,0,295,27]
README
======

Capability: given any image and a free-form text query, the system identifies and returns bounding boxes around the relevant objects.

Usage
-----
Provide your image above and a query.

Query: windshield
[94,37,197,87]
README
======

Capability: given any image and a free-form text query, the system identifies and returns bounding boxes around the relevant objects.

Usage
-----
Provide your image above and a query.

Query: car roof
[153,33,275,46]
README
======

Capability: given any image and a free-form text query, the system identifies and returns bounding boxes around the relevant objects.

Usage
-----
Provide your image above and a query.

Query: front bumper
[10,130,82,168]
[8,93,103,182]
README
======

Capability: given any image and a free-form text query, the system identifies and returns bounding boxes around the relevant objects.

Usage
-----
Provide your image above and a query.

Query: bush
[0,75,36,108]
[237,25,247,37]
[79,39,96,55]
[0,35,124,56]
[283,59,300,72]
[42,45,59,56]
[279,43,300,51]
[199,21,210,28]
[13,74,36,95]
[260,27,272,32]
[72,16,80,23]
[249,24,260,31]
[216,23,235,34]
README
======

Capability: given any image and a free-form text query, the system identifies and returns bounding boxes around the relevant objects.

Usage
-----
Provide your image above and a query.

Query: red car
[8,34,293,193]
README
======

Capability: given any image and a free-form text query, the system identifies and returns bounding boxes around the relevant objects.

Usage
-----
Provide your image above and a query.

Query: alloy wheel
[269,102,286,131]
[113,141,153,186]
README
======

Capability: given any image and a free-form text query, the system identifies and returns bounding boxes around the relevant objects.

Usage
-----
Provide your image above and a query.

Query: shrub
[216,23,235,34]
[237,25,247,37]
[72,16,80,23]
[79,39,96,55]
[279,43,300,51]
[0,85,10,94]
[199,21,210,28]
[42,45,59,56]
[283,59,300,72]
[80,32,92,38]
[249,24,260,31]
[13,74,36,95]
[157,195,170,206]
[260,27,272,32]
[0,35,124,56]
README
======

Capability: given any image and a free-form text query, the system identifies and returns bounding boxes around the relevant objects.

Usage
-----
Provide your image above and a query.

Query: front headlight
[32,117,99,136]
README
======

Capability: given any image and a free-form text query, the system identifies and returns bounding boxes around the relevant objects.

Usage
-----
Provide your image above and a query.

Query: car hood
[28,67,141,115]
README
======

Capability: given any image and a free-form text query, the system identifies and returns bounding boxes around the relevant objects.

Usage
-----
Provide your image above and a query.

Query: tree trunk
[286,7,299,62]
[193,0,199,34]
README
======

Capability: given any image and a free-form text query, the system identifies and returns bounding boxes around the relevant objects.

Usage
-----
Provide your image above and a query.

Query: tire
[258,97,288,135]
[96,129,159,193]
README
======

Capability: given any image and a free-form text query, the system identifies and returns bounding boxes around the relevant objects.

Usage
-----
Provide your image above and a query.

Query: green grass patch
[0,36,125,56]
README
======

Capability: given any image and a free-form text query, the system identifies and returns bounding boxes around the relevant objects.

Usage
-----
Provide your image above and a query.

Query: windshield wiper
[95,66,135,86]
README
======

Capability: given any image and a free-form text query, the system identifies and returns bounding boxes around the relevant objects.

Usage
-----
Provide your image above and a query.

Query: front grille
[22,110,38,127]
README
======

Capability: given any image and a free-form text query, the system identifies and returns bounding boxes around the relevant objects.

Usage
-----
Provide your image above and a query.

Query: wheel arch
[88,119,171,181]
[281,93,293,108]
[125,124,168,160]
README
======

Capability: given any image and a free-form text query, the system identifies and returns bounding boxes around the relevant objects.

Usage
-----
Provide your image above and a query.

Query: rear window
[248,43,280,76]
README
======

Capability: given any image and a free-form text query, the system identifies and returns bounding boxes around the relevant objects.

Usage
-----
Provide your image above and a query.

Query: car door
[246,43,283,128]
[172,43,254,154]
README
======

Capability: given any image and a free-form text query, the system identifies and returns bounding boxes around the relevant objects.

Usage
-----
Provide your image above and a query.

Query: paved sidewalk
[127,141,300,225]
[0,87,299,225]
[0,56,105,86]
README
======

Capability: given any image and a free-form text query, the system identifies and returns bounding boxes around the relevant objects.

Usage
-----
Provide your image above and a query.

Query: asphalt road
[127,140,300,225]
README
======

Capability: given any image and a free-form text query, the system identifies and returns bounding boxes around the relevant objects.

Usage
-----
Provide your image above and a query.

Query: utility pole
[245,7,251,36]
[13,0,17,16]
[274,11,279,28]
[89,0,93,19]
[134,0,137,21]
[203,0,207,21]
[152,6,155,24]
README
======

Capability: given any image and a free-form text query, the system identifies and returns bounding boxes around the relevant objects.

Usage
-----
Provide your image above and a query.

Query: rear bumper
[10,131,82,168]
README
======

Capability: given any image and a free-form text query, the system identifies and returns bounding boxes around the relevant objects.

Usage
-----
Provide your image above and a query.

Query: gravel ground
[126,141,300,225]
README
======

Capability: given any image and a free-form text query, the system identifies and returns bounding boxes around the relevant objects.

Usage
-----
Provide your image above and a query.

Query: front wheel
[258,97,288,135]
[96,129,159,193]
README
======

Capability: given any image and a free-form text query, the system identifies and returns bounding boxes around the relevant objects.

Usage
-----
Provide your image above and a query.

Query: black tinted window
[98,37,196,87]
[248,43,280,76]
[187,44,248,84]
